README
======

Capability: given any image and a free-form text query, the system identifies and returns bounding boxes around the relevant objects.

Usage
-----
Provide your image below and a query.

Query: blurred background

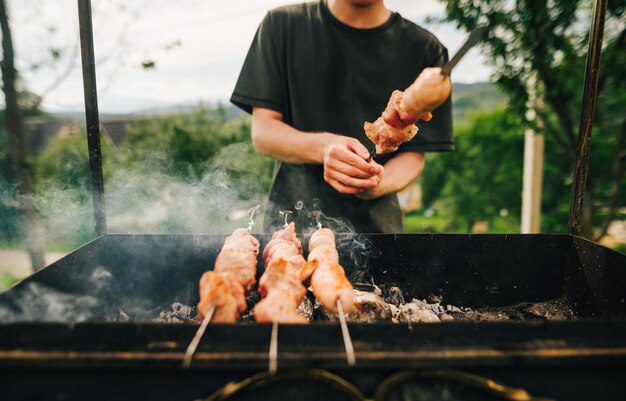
[1,0,625,290]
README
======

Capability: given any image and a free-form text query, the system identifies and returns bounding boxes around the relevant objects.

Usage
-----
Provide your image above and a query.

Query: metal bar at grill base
[567,0,608,236]
[77,0,106,236]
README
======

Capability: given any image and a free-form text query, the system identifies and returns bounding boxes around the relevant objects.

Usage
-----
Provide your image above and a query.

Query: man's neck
[327,0,391,29]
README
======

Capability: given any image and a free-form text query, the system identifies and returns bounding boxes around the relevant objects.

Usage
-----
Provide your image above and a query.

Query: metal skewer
[279,210,293,228]
[367,146,376,162]
[307,211,322,230]
[336,299,356,366]
[247,205,261,232]
[182,305,215,368]
[440,24,488,77]
[269,321,278,375]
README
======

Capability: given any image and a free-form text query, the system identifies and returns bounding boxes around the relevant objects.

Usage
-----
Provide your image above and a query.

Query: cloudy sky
[7,0,492,114]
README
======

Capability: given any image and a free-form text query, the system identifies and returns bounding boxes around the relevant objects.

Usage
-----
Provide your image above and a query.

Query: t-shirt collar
[321,0,399,35]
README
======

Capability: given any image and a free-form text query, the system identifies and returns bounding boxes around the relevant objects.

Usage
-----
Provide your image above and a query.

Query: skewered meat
[254,259,308,323]
[197,228,260,323]
[309,228,354,315]
[253,222,312,323]
[197,271,240,323]
[214,228,260,292]
[364,67,451,154]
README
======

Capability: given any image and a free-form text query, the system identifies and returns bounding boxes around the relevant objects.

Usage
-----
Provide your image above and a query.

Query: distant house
[20,116,147,157]
[25,118,79,156]
[100,117,149,149]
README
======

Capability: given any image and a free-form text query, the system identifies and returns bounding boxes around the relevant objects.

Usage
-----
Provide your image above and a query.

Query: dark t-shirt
[231,0,453,233]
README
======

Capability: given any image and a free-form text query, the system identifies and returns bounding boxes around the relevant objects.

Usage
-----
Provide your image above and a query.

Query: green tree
[423,107,524,231]
[441,0,626,238]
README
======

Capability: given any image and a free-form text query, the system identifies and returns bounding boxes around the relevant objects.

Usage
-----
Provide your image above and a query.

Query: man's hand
[321,134,383,195]
[251,107,386,195]
[354,163,385,200]
[356,151,425,201]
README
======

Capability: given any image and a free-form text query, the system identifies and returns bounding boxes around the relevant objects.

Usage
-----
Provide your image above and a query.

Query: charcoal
[117,309,129,322]
[446,305,462,313]
[149,278,573,325]
[346,290,393,323]
[298,292,315,321]
[245,290,261,306]
[439,313,454,322]
[241,291,261,321]
[525,299,575,320]
[107,309,130,322]
[153,303,197,323]
[384,286,405,306]
[313,298,334,321]
[395,300,441,323]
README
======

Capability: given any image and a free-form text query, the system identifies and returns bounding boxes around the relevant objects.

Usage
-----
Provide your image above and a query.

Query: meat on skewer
[197,228,260,323]
[364,67,451,154]
[308,228,354,315]
[254,222,315,323]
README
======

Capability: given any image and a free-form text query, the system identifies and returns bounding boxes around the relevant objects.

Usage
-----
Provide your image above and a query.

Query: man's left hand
[354,151,425,201]
[354,160,385,200]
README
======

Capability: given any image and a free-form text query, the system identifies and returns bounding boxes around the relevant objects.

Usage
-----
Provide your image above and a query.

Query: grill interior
[1,233,625,401]
[1,233,624,322]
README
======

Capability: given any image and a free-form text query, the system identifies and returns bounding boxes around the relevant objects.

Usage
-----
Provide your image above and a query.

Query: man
[231,0,453,233]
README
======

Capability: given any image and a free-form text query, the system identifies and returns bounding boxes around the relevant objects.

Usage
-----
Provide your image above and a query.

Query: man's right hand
[321,134,383,195]
[251,108,383,194]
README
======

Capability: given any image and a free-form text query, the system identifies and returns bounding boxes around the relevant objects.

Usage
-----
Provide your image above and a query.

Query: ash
[152,289,574,324]
[153,302,198,323]
[315,279,574,324]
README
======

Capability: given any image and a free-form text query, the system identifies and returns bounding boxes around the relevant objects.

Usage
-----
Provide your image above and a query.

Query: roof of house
[24,118,78,156]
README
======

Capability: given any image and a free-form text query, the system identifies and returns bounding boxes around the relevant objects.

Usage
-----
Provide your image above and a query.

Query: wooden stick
[336,300,356,366]
[182,305,215,368]
[269,321,278,375]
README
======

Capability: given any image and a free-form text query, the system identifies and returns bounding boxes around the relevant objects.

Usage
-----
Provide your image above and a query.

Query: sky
[7,0,493,114]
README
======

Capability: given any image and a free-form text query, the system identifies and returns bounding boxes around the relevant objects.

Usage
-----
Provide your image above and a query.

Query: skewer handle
[182,306,215,368]
[269,321,278,374]
[337,300,356,366]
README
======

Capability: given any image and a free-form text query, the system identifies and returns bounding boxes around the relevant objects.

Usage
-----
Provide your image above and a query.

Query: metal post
[77,0,106,236]
[567,0,608,236]
[521,72,544,234]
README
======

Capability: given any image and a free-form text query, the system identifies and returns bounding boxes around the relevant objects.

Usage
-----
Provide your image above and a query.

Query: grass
[0,271,19,292]
[404,211,525,234]
[0,241,76,253]
[403,212,450,233]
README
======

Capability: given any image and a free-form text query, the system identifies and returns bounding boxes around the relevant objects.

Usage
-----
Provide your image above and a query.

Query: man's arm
[355,151,425,200]
[252,107,384,195]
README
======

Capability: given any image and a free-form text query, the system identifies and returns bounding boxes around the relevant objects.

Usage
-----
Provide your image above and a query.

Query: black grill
[1,233,625,400]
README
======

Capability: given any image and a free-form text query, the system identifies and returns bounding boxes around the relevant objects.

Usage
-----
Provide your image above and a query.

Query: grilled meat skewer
[308,228,354,315]
[254,222,314,323]
[364,67,451,155]
[197,228,260,323]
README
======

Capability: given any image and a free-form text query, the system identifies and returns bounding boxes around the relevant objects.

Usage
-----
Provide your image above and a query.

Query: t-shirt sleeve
[397,41,454,153]
[230,12,285,115]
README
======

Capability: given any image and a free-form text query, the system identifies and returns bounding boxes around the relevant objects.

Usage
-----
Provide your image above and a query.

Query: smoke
[0,142,270,253]
[295,198,373,275]
[0,268,112,322]
[0,135,274,319]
